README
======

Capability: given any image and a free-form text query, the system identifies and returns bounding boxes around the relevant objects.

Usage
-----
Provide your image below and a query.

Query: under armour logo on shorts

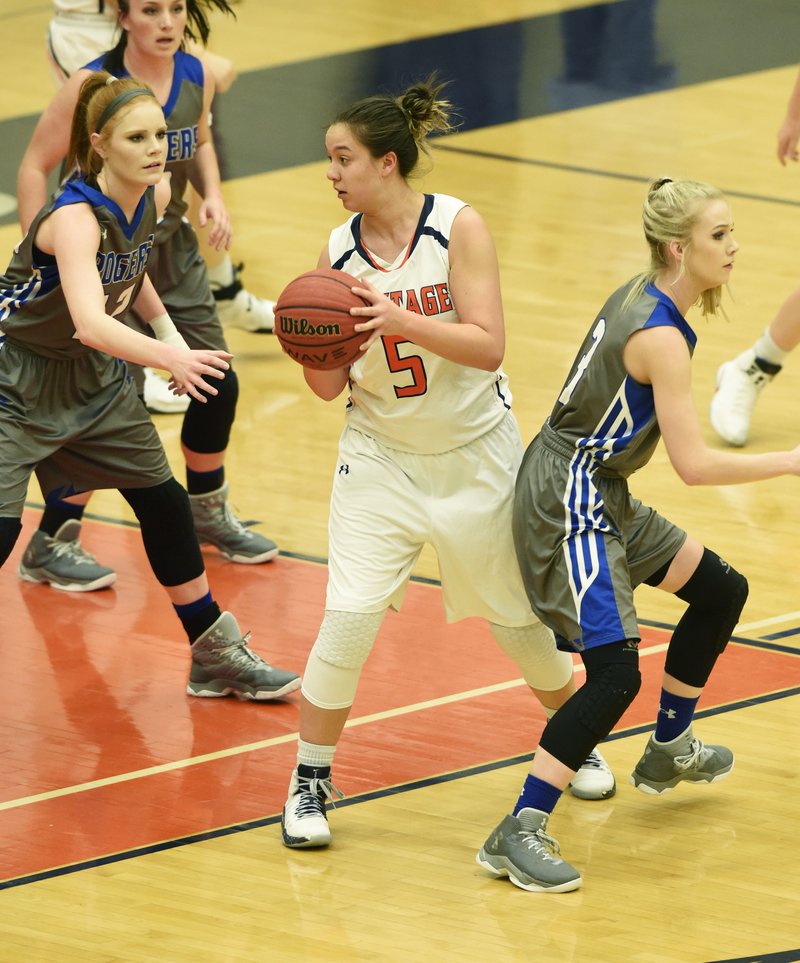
[338,464,350,475]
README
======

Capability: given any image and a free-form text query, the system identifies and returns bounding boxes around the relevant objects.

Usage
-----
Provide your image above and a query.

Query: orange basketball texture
[273,269,370,370]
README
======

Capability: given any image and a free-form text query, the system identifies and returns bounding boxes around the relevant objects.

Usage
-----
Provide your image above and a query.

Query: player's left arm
[187,66,231,250]
[626,324,797,484]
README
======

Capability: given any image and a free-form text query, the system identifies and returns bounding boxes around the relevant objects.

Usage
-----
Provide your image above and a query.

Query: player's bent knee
[181,366,238,453]
[675,548,749,656]
[121,479,203,586]
[302,609,386,710]
[577,659,642,739]
[301,651,361,710]
[490,621,574,691]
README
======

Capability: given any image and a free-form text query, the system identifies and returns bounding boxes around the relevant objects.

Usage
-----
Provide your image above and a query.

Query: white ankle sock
[207,254,235,287]
[753,326,788,367]
[297,737,336,769]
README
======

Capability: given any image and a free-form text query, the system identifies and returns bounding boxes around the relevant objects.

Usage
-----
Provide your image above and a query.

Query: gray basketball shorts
[513,433,687,651]
[0,341,173,515]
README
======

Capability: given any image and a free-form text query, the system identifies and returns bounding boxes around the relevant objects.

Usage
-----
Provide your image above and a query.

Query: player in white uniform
[281,78,615,854]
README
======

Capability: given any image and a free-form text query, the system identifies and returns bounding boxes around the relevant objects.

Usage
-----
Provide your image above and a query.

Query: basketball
[273,268,370,370]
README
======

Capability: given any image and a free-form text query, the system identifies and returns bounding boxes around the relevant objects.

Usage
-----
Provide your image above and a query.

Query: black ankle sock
[186,467,225,496]
[174,594,222,643]
[754,356,782,376]
[40,501,85,537]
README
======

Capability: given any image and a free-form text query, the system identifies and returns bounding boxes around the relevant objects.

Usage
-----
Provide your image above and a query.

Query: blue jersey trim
[54,177,150,241]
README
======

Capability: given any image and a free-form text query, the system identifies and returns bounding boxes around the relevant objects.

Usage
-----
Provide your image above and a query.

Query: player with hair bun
[0,71,299,701]
[477,177,800,893]
[281,76,617,854]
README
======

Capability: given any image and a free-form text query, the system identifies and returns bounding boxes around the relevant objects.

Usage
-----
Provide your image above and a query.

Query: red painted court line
[1,512,798,883]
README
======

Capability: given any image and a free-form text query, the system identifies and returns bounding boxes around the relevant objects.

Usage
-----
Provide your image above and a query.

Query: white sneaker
[211,263,275,333]
[143,367,190,414]
[709,349,776,446]
[569,748,616,800]
[281,767,343,849]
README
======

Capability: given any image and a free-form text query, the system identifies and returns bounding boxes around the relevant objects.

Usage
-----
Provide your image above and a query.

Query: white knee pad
[490,621,574,691]
[301,609,385,710]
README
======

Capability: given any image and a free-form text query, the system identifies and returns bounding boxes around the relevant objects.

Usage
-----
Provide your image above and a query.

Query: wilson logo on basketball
[276,315,342,337]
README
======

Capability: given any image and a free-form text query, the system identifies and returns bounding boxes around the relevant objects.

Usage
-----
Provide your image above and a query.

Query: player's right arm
[17,72,86,234]
[43,203,231,401]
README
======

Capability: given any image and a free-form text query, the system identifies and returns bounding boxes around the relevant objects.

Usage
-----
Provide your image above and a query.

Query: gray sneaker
[476,808,582,893]
[188,611,301,700]
[630,731,734,795]
[189,483,278,563]
[18,520,117,592]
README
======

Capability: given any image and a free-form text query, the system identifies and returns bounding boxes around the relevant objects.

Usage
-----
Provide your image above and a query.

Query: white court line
[0,643,671,813]
[734,611,800,634]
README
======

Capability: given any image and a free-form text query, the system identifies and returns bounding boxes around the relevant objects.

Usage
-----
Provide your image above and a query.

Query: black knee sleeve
[180,366,238,454]
[665,548,748,688]
[120,478,205,587]
[539,640,641,771]
[0,517,23,567]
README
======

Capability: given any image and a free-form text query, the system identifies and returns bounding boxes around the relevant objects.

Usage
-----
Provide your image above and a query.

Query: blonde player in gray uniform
[280,77,616,854]
[0,72,299,700]
[476,178,800,893]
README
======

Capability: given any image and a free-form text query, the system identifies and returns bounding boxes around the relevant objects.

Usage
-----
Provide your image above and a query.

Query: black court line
[2,682,798,892]
[435,143,800,209]
[22,501,800,645]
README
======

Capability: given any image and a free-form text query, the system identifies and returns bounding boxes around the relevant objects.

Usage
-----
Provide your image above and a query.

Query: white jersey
[328,193,513,455]
[52,1,114,14]
[48,1,118,81]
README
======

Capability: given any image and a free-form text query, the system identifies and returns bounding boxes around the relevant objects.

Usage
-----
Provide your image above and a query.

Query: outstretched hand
[167,349,233,402]
[777,116,800,165]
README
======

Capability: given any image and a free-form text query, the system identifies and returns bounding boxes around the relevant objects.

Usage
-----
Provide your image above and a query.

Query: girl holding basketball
[281,77,615,854]
[17,0,277,590]
[0,72,299,700]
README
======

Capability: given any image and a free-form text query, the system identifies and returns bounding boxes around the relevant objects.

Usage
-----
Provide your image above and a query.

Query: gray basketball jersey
[0,176,156,360]
[547,278,697,479]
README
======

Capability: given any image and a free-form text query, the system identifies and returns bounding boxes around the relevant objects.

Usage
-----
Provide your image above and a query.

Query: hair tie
[95,88,156,133]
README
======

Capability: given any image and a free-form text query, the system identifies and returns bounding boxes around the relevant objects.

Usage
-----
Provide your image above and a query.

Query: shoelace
[49,538,100,567]
[517,825,561,863]
[296,776,345,812]
[207,630,273,669]
[672,738,707,771]
[581,749,605,770]
[217,498,251,537]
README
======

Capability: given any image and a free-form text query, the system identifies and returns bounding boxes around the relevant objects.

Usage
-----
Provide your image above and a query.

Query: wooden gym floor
[1,2,799,961]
